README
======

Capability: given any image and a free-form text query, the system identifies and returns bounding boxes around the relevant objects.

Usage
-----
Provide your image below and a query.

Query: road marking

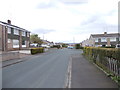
[65,56,72,88]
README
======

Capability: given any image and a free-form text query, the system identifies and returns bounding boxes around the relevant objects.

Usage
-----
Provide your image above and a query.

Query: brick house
[82,32,120,47]
[0,20,30,51]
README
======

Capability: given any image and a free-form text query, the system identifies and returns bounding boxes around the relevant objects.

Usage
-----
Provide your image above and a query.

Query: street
[2,48,80,88]
[2,48,118,88]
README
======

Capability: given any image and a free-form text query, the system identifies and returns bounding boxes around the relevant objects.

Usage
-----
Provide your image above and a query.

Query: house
[42,40,54,47]
[81,39,90,47]
[82,32,120,47]
[0,20,30,51]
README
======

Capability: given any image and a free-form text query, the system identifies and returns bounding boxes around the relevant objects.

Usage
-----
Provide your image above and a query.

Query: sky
[0,0,119,43]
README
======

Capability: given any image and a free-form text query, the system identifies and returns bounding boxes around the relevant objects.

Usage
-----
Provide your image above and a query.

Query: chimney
[104,32,107,35]
[7,20,11,24]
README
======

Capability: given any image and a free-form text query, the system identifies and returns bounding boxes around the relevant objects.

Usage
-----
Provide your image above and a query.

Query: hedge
[83,47,120,84]
[83,47,120,61]
[75,44,83,49]
[31,48,44,55]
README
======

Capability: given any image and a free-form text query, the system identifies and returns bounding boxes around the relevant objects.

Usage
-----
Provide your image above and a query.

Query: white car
[30,43,38,47]
[116,44,120,48]
[67,46,74,49]
[41,44,50,48]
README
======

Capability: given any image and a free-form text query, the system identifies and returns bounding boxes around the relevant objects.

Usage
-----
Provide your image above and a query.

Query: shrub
[83,47,120,62]
[75,44,80,49]
[31,48,44,55]
[51,45,61,48]
[75,44,83,49]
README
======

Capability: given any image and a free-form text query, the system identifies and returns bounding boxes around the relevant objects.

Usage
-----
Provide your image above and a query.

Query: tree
[30,34,43,45]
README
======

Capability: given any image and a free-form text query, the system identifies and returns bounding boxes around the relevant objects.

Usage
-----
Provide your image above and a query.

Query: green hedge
[51,45,61,48]
[83,47,120,61]
[75,44,83,49]
[31,48,44,55]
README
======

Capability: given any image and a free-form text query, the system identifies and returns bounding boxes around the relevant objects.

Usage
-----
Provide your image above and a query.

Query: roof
[91,33,120,38]
[0,21,30,33]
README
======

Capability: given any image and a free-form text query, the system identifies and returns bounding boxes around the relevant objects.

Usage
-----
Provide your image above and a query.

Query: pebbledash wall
[0,20,30,51]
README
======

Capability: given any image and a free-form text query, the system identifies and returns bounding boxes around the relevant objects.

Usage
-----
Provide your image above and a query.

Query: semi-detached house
[0,20,30,51]
[82,32,120,47]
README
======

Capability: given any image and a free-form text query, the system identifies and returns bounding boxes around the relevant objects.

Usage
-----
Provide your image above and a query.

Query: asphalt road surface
[3,48,80,88]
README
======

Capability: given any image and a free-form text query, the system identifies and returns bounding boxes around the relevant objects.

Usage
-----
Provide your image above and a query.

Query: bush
[75,44,83,49]
[101,46,115,48]
[51,45,61,49]
[83,47,120,62]
[31,48,44,55]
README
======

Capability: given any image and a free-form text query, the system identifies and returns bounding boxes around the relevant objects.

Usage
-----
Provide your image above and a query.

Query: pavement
[71,52,119,88]
[2,48,49,67]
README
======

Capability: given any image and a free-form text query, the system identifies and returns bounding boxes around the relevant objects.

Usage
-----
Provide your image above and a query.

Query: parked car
[116,44,120,48]
[67,46,74,49]
[30,43,38,47]
[41,44,50,48]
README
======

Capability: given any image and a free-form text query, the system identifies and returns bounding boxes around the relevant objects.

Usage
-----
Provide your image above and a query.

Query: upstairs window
[101,37,107,42]
[27,32,30,37]
[14,29,19,35]
[7,27,11,34]
[110,37,116,42]
[95,38,98,42]
[22,31,26,36]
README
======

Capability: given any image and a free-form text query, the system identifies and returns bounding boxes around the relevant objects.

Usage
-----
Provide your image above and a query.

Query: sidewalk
[2,54,32,68]
[2,48,49,68]
[71,54,119,88]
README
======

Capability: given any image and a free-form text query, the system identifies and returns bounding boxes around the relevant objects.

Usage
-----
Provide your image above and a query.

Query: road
[2,48,118,88]
[3,48,80,88]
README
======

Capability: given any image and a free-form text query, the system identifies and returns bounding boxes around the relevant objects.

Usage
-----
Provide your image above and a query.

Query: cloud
[33,28,56,34]
[37,1,56,9]
[0,0,118,43]
[59,0,88,4]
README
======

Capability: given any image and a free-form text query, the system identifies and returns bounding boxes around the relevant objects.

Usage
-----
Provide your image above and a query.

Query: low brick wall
[1,52,20,61]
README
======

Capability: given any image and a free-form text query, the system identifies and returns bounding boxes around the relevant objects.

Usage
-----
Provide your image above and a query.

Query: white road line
[65,56,72,88]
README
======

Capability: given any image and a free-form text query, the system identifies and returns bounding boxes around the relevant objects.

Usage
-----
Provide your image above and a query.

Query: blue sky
[0,0,119,43]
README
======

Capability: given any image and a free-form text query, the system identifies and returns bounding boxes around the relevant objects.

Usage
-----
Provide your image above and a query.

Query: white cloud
[0,0,119,43]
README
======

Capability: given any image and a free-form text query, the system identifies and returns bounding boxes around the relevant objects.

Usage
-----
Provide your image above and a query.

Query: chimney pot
[7,20,11,24]
[104,32,107,35]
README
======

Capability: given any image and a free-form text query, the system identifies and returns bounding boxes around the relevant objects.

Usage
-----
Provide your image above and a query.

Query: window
[101,38,107,42]
[27,32,30,37]
[22,40,26,47]
[95,38,98,42]
[22,40,26,45]
[22,31,26,36]
[8,39,11,43]
[14,29,19,35]
[13,40,19,48]
[7,27,11,34]
[110,37,116,42]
